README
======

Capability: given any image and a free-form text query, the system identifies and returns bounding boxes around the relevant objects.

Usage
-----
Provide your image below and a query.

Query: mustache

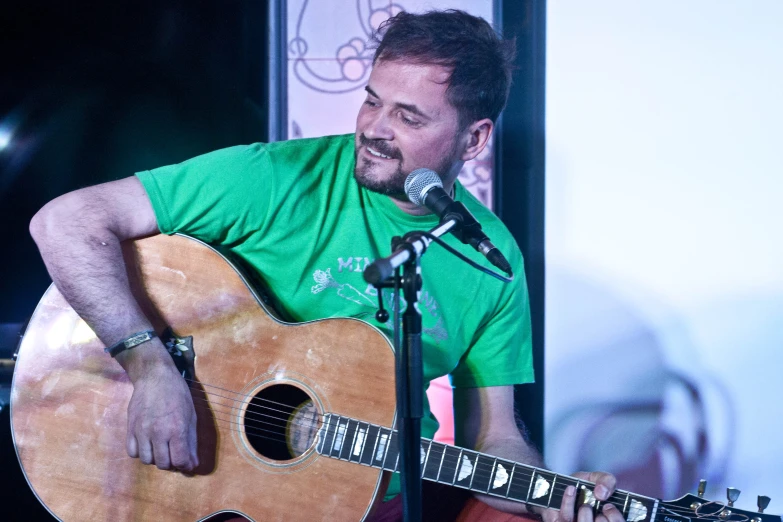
[359,134,402,160]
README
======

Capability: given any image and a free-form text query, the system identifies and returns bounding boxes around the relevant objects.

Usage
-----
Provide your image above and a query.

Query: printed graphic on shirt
[310,259,449,344]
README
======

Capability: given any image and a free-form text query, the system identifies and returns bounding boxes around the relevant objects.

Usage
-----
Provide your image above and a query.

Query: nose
[363,109,394,141]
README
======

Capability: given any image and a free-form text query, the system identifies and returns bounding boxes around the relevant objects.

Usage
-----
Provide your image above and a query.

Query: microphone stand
[364,220,457,522]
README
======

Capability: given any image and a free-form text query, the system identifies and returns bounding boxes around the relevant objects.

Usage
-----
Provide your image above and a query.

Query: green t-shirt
[136,133,533,499]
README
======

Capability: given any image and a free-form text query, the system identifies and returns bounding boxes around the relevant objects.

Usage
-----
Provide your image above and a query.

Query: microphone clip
[440,201,489,251]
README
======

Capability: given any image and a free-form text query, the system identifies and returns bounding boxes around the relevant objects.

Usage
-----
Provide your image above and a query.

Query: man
[30,9,624,522]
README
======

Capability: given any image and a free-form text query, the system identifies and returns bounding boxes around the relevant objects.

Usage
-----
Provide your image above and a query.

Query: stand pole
[398,257,423,522]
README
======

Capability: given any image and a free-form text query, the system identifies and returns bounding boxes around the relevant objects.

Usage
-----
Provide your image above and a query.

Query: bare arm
[30,176,198,470]
[454,386,624,522]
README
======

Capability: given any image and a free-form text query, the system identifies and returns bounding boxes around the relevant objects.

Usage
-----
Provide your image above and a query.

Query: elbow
[30,191,87,248]
[30,201,57,247]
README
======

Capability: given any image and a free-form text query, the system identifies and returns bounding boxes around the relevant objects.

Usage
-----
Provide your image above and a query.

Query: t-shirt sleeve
[136,144,276,245]
[449,254,535,388]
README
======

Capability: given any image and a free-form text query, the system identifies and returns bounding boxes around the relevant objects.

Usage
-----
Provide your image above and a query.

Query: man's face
[354,59,465,201]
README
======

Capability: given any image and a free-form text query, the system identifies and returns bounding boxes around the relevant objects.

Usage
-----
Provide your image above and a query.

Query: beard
[353,133,459,203]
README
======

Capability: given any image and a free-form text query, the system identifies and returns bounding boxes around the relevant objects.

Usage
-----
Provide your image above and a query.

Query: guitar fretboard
[316,414,658,522]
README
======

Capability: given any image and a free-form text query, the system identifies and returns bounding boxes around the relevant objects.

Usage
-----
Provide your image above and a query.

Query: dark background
[1,1,268,519]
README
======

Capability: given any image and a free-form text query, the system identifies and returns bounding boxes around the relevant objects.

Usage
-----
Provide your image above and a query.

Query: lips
[365,145,393,160]
[359,134,400,160]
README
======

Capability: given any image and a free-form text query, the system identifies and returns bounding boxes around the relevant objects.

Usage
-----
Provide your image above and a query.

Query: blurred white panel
[287,0,395,60]
[287,59,369,138]
[546,0,783,509]
[401,0,493,21]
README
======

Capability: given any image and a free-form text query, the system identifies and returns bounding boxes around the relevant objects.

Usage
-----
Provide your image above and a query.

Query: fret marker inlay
[457,454,473,481]
[492,463,509,489]
[333,422,346,453]
[376,433,388,462]
[629,500,648,522]
[532,476,551,499]
[352,428,366,456]
[581,486,597,507]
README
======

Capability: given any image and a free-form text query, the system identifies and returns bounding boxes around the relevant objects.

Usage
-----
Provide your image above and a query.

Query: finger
[602,502,626,522]
[577,505,594,522]
[592,474,617,501]
[153,440,172,470]
[188,416,199,469]
[138,437,154,465]
[169,434,192,471]
[559,485,577,522]
[127,432,139,459]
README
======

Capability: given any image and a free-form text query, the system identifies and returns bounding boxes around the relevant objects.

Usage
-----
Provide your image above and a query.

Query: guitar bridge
[161,327,195,379]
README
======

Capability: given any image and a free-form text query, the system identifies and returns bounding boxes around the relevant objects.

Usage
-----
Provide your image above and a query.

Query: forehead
[367,59,456,119]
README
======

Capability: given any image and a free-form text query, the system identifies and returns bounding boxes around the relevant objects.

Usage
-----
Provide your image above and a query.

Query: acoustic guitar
[11,234,780,522]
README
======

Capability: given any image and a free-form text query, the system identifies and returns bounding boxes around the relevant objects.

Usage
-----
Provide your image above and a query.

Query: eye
[364,97,379,108]
[400,113,421,127]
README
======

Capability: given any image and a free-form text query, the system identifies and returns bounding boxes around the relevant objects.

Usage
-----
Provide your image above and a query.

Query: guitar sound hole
[244,384,319,461]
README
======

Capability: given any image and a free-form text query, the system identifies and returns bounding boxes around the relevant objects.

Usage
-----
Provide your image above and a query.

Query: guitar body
[11,234,396,521]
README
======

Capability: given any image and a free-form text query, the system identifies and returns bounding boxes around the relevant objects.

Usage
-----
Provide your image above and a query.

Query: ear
[460,118,494,162]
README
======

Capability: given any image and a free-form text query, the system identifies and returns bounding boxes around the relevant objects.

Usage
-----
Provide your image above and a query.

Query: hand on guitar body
[119,339,200,472]
[29,177,201,470]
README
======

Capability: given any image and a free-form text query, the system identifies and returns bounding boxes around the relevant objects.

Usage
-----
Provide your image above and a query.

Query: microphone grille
[404,168,443,206]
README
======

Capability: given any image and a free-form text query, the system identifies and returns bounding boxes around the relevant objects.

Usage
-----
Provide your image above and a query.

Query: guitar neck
[316,414,658,522]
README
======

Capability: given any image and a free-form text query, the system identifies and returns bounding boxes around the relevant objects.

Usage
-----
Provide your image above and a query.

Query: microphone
[404,168,512,275]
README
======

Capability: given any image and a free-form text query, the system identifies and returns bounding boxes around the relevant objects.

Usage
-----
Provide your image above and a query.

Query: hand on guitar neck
[535,471,626,522]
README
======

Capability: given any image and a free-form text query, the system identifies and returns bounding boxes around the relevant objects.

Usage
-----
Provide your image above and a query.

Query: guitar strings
[182,394,738,521]
[180,385,755,522]
[181,384,743,521]
[19,393,742,522]
[18,386,745,522]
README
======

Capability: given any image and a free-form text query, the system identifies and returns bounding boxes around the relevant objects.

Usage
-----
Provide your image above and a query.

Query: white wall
[545,0,783,510]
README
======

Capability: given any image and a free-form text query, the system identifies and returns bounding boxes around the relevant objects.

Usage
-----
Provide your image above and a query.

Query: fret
[384,430,400,472]
[435,443,448,482]
[623,492,631,518]
[379,428,393,469]
[525,467,537,502]
[422,441,445,481]
[506,464,531,502]
[504,463,517,498]
[486,458,514,496]
[354,422,373,465]
[648,499,659,522]
[330,416,348,458]
[317,414,333,455]
[362,424,380,466]
[527,469,558,507]
[451,448,464,485]
[338,418,357,461]
[422,439,433,474]
[348,420,361,461]
[547,474,558,508]
[576,482,599,511]
[469,453,493,492]
[548,477,576,510]
[487,458,498,493]
[452,449,477,488]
